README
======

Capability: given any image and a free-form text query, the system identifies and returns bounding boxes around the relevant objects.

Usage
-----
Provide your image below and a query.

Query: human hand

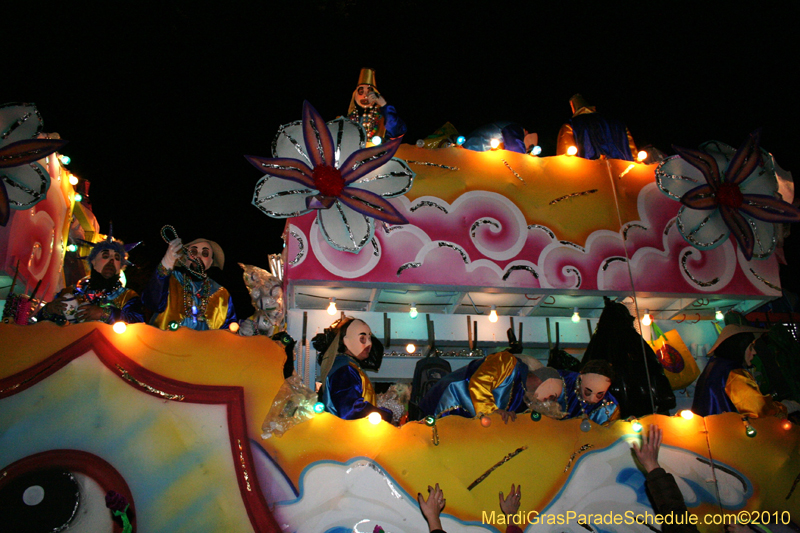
[367,90,387,107]
[499,483,521,516]
[632,424,662,473]
[161,238,183,270]
[44,294,68,316]
[417,483,445,532]
[77,303,109,323]
[496,409,517,424]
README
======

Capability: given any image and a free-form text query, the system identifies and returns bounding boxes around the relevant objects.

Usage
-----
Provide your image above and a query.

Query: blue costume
[557,370,619,425]
[463,122,527,154]
[321,354,392,421]
[40,274,144,325]
[569,113,634,161]
[420,351,529,418]
[692,357,786,418]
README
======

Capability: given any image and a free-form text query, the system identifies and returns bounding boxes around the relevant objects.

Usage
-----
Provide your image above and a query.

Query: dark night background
[6,2,800,317]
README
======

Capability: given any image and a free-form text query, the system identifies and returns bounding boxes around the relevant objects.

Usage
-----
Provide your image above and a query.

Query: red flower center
[716,182,744,208]
[312,164,345,198]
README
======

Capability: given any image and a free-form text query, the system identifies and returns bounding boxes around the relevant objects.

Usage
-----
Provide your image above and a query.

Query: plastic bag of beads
[261,374,318,439]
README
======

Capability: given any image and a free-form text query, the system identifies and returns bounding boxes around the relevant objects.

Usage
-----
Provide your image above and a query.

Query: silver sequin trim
[676,208,726,248]
[410,200,448,214]
[622,223,647,240]
[549,189,598,206]
[527,225,556,240]
[438,241,469,263]
[382,222,403,234]
[655,157,700,200]
[500,159,524,182]
[116,364,185,401]
[253,178,312,217]
[564,444,594,473]
[371,237,380,257]
[1,110,32,140]
[272,120,310,164]
[680,250,720,287]
[406,160,459,171]
[565,267,582,288]
[397,262,421,276]
[502,265,539,281]
[1,164,47,207]
[601,257,627,271]
[559,241,585,252]
[749,268,781,291]
[309,116,327,165]
[664,218,676,236]
[471,218,500,237]
[289,230,304,265]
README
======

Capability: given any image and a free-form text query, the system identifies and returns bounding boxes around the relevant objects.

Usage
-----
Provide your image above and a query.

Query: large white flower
[655,130,800,260]
[247,101,414,253]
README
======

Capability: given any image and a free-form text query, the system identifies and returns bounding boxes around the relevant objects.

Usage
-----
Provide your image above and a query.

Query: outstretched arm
[418,484,446,532]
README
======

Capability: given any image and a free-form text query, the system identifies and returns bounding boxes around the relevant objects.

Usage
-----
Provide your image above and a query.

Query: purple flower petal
[0,180,9,226]
[302,101,336,168]
[725,129,762,186]
[672,145,721,189]
[719,205,755,260]
[738,193,800,223]
[0,139,69,169]
[244,156,314,187]
[680,184,717,210]
[339,187,408,225]
[340,138,403,185]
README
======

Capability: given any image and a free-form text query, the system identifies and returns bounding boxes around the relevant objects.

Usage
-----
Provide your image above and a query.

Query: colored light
[68,174,79,186]
[74,193,83,202]
[680,409,694,420]
[406,343,416,354]
[168,321,180,331]
[530,411,541,421]
[371,135,382,146]
[631,420,643,433]
[637,150,647,162]
[566,146,578,156]
[424,416,436,427]
[313,402,325,413]
[480,415,492,427]
[715,308,724,321]
[59,154,71,165]
[191,305,198,316]
[456,135,466,145]
[745,425,757,438]
[642,310,651,326]
[327,298,337,315]
[409,303,418,319]
[571,307,580,323]
[229,322,240,333]
[112,321,127,334]
[783,420,793,430]
[490,138,500,149]
[489,305,498,323]
[66,243,78,252]
[368,412,382,425]
[532,145,542,156]
[580,419,591,432]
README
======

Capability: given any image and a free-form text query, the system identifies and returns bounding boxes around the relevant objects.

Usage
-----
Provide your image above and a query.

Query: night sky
[6,2,800,316]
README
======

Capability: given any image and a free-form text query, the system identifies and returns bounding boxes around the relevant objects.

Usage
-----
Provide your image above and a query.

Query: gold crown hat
[570,93,596,116]
[356,68,377,89]
[185,238,225,270]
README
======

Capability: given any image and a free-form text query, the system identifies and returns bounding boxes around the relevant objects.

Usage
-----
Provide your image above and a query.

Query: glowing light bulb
[409,303,418,319]
[66,243,78,252]
[456,135,466,146]
[680,409,694,420]
[490,138,500,149]
[580,419,591,432]
[424,416,436,427]
[313,402,325,413]
[571,307,580,323]
[112,321,127,334]
[74,193,83,202]
[642,310,652,327]
[745,424,757,438]
[59,154,71,165]
[368,412,382,425]
[327,298,337,315]
[168,321,180,331]
[783,420,793,430]
[637,150,647,162]
[566,145,578,156]
[631,419,643,433]
[532,145,542,156]
[406,343,416,354]
[530,411,541,421]
[229,322,240,333]
[715,308,724,321]
[480,415,492,427]
[489,305,498,323]
[371,135,382,146]
[68,174,79,186]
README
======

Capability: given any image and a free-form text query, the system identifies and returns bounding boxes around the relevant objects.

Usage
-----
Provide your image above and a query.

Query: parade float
[2,98,800,532]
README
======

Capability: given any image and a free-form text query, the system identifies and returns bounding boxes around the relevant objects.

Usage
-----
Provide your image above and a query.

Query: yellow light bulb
[489,305,498,323]
[327,298,337,315]
[680,409,694,420]
[566,145,578,156]
[406,343,416,354]
[112,321,127,334]
[68,174,79,186]
[642,311,651,326]
[368,412,382,425]
[571,308,580,323]
[229,322,240,333]
[637,150,647,162]
[490,138,500,149]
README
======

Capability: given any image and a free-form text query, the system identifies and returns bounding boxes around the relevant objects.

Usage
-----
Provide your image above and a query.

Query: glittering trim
[470,218,500,237]
[406,160,459,171]
[655,158,700,200]
[382,222,403,234]
[258,187,315,204]
[747,216,775,258]
[559,241,585,252]
[397,262,421,276]
[253,178,312,217]
[410,200,448,214]
[618,163,636,178]
[500,159,524,182]
[749,268,781,291]
[115,364,185,401]
[237,439,252,492]
[622,223,647,240]
[0,360,59,395]
[1,111,32,140]
[289,230,304,266]
[346,192,385,213]
[676,208,726,248]
[564,444,594,473]
[601,257,627,271]
[565,267,582,288]
[309,116,327,166]
[664,218,676,236]
[318,200,371,253]
[349,146,393,172]
[355,168,414,197]
[549,189,598,206]
[438,241,469,263]
[431,425,439,446]
[272,120,310,164]
[680,250,719,288]
[467,446,527,490]
[371,238,380,257]
[527,225,556,240]
[502,265,539,281]
[2,164,47,207]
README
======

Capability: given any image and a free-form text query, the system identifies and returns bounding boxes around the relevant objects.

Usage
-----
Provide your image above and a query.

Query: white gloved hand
[161,238,183,270]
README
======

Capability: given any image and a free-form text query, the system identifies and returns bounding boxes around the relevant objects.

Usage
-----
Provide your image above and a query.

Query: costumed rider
[39,233,143,325]
[144,237,237,330]
[556,93,637,161]
[316,317,392,422]
[347,68,407,144]
[420,351,565,422]
[463,122,539,154]
[557,360,620,425]
[692,324,788,418]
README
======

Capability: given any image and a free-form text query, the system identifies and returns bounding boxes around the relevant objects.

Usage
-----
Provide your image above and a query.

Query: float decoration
[656,129,800,260]
[0,102,68,226]
[247,101,414,253]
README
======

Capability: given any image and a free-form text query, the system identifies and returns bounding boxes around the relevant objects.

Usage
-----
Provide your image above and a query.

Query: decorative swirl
[680,250,720,288]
